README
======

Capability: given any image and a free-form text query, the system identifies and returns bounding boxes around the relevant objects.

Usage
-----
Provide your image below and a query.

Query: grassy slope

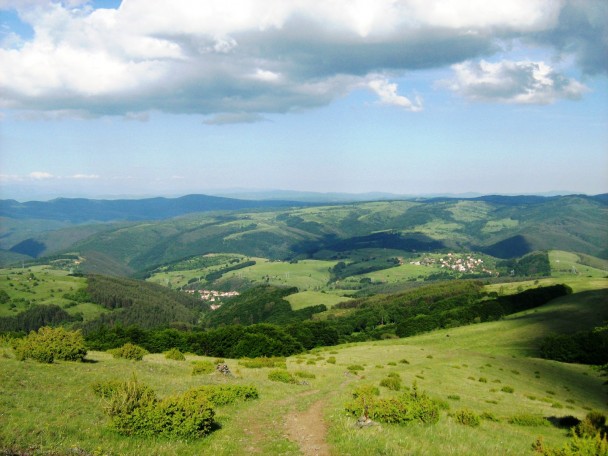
[1,279,606,455]
[0,265,108,321]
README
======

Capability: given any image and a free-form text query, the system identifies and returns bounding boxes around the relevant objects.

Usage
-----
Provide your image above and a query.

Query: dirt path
[285,398,330,456]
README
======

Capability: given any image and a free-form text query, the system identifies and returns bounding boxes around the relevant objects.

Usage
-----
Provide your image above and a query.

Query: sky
[0,0,607,201]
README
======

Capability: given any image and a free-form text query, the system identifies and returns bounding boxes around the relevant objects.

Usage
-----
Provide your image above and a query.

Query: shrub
[347,364,364,374]
[453,409,481,427]
[108,343,148,361]
[532,433,608,456]
[345,383,440,425]
[183,385,259,406]
[238,357,286,369]
[380,375,402,391]
[327,356,336,364]
[501,386,514,393]
[509,414,548,426]
[387,361,397,366]
[13,326,87,363]
[164,348,185,361]
[101,377,216,439]
[478,377,488,383]
[399,359,410,364]
[481,412,500,422]
[447,395,460,401]
[191,360,215,375]
[573,411,607,439]
[268,370,297,384]
[294,371,316,379]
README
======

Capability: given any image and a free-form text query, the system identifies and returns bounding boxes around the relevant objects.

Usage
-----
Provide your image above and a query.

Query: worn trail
[285,398,330,456]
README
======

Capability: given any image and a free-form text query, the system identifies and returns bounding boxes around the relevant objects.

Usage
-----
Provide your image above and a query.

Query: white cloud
[70,174,99,179]
[29,171,54,179]
[0,0,601,117]
[369,78,423,111]
[445,59,587,104]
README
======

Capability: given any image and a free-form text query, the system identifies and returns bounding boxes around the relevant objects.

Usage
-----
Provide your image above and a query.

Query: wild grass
[1,281,607,455]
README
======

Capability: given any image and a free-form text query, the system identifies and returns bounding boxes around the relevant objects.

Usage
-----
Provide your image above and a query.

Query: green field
[0,265,108,321]
[285,290,353,310]
[1,281,607,455]
[549,250,608,278]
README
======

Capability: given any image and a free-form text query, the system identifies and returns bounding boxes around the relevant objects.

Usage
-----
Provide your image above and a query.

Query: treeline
[85,321,339,357]
[395,284,571,338]
[0,304,81,333]
[497,251,551,277]
[540,324,608,365]
[330,257,400,281]
[204,260,256,282]
[202,285,326,327]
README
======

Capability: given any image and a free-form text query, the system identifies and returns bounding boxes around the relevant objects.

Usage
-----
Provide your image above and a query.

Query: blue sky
[0,0,607,201]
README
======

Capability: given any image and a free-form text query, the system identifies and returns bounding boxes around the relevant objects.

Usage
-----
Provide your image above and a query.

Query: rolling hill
[1,194,606,275]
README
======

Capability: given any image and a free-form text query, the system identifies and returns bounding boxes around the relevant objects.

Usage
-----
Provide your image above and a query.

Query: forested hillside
[2,194,604,273]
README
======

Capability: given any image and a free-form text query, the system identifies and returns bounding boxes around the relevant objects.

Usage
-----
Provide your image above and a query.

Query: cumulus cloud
[0,0,602,117]
[446,59,588,104]
[369,78,422,111]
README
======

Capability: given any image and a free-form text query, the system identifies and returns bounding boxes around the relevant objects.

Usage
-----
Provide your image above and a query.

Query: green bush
[108,343,148,361]
[238,357,286,369]
[191,360,215,375]
[532,433,608,456]
[101,377,215,439]
[268,369,297,384]
[164,348,185,361]
[573,411,607,439]
[183,385,259,406]
[453,409,481,427]
[345,383,440,425]
[13,326,87,363]
[501,386,514,393]
[447,395,460,401]
[380,375,402,391]
[347,364,364,374]
[327,356,336,364]
[294,371,316,379]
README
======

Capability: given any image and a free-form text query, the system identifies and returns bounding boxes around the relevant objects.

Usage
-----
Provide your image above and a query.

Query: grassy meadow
[1,277,607,455]
[0,265,108,321]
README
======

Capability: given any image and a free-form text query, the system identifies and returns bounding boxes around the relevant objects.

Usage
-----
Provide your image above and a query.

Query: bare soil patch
[285,399,330,456]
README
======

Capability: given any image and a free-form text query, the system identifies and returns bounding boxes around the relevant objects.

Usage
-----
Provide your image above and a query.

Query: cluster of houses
[410,253,493,274]
[184,289,240,310]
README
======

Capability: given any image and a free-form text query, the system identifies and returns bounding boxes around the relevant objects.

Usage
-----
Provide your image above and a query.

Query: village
[184,289,240,310]
[410,253,494,275]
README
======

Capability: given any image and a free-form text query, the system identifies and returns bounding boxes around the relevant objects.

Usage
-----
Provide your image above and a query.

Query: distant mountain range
[1,192,605,224]
[1,193,606,273]
[0,194,310,223]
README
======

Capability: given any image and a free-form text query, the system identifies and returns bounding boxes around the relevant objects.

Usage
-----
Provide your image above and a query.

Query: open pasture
[1,283,606,455]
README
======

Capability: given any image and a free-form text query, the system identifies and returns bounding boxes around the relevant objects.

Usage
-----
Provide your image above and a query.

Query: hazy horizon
[1,1,607,201]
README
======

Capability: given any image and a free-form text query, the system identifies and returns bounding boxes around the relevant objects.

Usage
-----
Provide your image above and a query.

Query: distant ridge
[0,194,309,223]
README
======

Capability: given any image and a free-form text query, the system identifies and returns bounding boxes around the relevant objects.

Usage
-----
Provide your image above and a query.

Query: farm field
[1,282,606,455]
